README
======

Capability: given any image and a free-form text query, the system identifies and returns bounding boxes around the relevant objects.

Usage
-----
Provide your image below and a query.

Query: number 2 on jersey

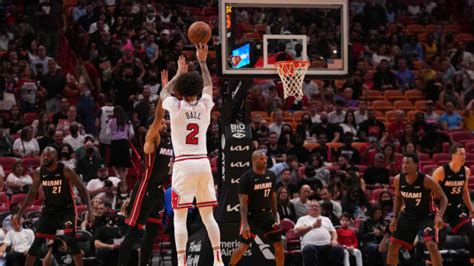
[186,123,199,145]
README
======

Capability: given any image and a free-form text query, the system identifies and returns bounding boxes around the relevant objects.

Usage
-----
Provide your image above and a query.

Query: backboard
[218,0,350,79]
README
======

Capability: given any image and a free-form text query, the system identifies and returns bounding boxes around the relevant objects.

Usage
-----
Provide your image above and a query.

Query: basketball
[187,21,212,44]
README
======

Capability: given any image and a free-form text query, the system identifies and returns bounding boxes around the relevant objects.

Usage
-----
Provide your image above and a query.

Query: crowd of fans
[0,0,472,265]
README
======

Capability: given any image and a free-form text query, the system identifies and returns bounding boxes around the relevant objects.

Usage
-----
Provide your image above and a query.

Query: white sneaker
[213,262,224,266]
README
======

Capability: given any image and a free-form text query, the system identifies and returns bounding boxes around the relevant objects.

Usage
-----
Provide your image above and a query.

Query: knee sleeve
[65,234,81,255]
[174,208,188,252]
[198,207,220,249]
[28,237,46,257]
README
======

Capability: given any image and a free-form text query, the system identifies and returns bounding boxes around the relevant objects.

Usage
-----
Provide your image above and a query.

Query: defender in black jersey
[15,147,91,266]
[118,95,173,266]
[229,150,285,266]
[433,144,474,264]
[387,153,447,266]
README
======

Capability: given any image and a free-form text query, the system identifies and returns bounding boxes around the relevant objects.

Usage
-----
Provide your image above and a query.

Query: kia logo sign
[230,145,250,151]
[231,178,240,184]
[230,162,250,168]
[227,204,240,212]
[232,132,246,138]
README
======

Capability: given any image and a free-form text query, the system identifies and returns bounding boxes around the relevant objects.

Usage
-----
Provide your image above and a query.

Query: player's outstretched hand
[177,55,188,75]
[241,224,251,239]
[161,70,168,88]
[195,43,208,62]
[389,218,398,233]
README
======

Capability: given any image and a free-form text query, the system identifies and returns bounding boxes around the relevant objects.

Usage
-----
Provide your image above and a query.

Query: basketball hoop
[275,60,310,101]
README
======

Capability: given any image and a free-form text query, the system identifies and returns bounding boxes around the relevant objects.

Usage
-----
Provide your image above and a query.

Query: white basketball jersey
[163,94,214,158]
[99,105,114,144]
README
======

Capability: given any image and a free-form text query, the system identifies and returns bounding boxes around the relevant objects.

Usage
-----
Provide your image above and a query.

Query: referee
[229,150,285,266]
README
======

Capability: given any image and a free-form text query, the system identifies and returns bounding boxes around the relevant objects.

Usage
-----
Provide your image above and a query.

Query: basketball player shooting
[160,44,223,266]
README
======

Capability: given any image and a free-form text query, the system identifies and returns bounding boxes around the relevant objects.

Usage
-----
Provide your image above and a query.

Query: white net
[275,60,310,101]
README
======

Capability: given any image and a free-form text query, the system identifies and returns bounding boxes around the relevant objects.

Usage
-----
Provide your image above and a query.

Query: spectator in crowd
[378,191,394,218]
[270,154,299,181]
[363,153,390,188]
[57,106,84,136]
[296,113,314,141]
[320,187,342,219]
[464,99,474,131]
[294,200,344,266]
[337,213,363,266]
[439,101,464,131]
[299,164,323,193]
[29,46,53,76]
[0,216,34,266]
[6,161,32,196]
[276,186,297,223]
[269,109,285,137]
[359,205,386,266]
[341,186,369,219]
[86,164,120,200]
[438,82,463,109]
[40,59,66,113]
[51,130,64,153]
[328,100,346,124]
[276,168,299,198]
[52,98,70,124]
[382,144,399,176]
[16,67,38,112]
[5,105,24,135]
[76,140,104,182]
[423,101,439,124]
[277,124,294,150]
[387,110,405,145]
[291,184,312,219]
[266,132,287,166]
[395,58,415,90]
[312,133,337,163]
[58,143,76,169]
[0,128,13,157]
[399,123,419,152]
[81,198,106,234]
[311,112,342,143]
[358,110,386,142]
[338,132,361,164]
[94,212,123,266]
[354,101,368,125]
[12,126,40,158]
[2,203,20,233]
[340,111,359,138]
[63,122,85,150]
[106,106,133,180]
[31,112,50,138]
[37,124,56,152]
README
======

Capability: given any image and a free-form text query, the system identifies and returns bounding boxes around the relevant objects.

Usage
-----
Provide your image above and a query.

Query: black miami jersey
[439,164,466,209]
[239,169,276,213]
[399,172,433,217]
[39,162,74,210]
[145,134,173,187]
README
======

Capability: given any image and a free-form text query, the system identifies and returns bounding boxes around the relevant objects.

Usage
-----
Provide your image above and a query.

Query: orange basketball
[187,21,212,44]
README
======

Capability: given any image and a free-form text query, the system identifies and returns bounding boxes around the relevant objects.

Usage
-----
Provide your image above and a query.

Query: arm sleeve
[162,97,179,113]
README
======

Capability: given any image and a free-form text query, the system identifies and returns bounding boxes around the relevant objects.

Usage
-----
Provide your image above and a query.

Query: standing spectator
[337,213,363,266]
[36,0,65,58]
[40,59,66,113]
[57,106,84,136]
[29,46,53,76]
[291,184,312,219]
[75,139,103,182]
[277,186,297,222]
[12,126,40,158]
[16,67,38,112]
[294,200,345,266]
[0,217,34,266]
[106,106,133,180]
[6,161,32,196]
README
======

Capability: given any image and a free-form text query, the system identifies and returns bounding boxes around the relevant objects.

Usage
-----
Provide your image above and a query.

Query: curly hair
[175,72,204,98]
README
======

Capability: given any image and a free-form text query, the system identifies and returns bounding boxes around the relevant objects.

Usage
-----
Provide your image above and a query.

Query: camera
[104,179,113,187]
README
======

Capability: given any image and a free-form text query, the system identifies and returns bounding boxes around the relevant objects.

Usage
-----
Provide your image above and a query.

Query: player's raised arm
[195,43,212,96]
[64,166,91,212]
[424,175,448,228]
[160,56,188,100]
[16,168,41,220]
[390,175,402,232]
[144,71,168,154]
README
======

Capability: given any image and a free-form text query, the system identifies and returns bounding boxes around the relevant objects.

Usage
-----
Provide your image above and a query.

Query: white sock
[177,253,186,266]
[213,249,223,264]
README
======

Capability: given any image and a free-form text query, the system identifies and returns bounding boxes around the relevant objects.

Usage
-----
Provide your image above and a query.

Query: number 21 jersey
[163,94,214,158]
